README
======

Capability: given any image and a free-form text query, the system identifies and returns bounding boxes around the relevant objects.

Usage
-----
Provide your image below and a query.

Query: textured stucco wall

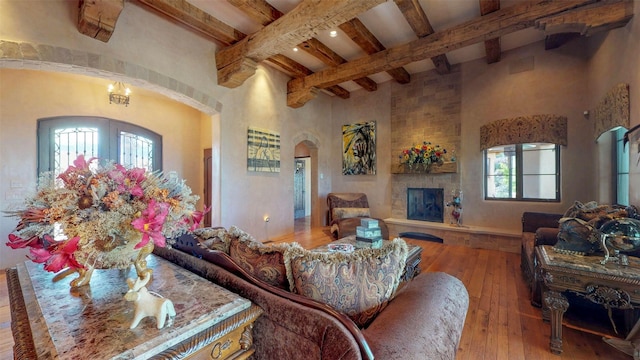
[587,1,640,207]
[459,40,594,231]
[329,82,392,221]
[0,69,204,269]
[0,0,336,264]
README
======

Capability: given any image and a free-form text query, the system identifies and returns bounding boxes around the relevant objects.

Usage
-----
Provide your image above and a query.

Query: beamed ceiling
[78,0,633,108]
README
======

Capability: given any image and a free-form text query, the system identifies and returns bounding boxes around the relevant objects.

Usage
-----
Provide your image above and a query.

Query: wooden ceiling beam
[229,0,377,92]
[535,0,634,37]
[479,0,501,64]
[287,0,621,107]
[77,0,124,42]
[227,0,284,26]
[538,0,633,49]
[393,0,450,74]
[338,18,410,84]
[266,55,350,99]
[216,0,385,88]
[227,0,364,95]
[299,38,377,91]
[137,0,350,99]
[137,0,245,46]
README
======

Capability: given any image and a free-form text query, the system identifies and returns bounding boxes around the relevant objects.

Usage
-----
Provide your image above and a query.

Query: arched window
[614,127,629,205]
[37,116,162,175]
[480,115,566,202]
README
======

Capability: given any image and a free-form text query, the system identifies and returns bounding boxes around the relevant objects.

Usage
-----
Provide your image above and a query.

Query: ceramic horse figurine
[124,271,176,329]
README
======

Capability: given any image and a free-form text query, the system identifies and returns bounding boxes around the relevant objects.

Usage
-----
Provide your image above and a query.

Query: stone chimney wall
[390,66,462,223]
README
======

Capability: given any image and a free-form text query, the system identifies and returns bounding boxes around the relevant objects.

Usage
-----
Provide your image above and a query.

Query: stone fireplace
[392,174,459,224]
[389,66,462,224]
[407,188,444,222]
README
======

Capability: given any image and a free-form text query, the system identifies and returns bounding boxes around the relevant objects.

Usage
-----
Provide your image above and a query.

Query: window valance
[593,83,629,140]
[479,114,567,151]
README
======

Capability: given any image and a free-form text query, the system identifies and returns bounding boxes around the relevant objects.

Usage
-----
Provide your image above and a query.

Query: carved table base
[543,291,569,354]
[535,245,640,355]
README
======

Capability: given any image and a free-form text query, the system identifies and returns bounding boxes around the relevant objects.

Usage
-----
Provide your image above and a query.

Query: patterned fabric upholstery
[331,207,370,221]
[327,193,370,223]
[284,238,408,328]
[227,226,290,290]
[193,227,229,253]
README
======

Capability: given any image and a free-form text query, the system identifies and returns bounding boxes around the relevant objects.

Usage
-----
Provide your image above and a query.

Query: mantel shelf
[391,161,458,174]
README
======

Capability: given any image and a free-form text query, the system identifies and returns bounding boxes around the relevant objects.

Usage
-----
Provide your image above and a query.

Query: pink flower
[107,163,127,183]
[125,168,146,197]
[30,236,83,273]
[132,200,169,249]
[58,155,97,186]
[108,165,146,198]
[180,206,211,231]
[6,233,42,249]
[73,155,95,170]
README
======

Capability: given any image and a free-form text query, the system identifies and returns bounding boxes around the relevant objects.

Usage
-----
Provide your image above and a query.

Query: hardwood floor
[276,218,627,360]
[0,218,629,359]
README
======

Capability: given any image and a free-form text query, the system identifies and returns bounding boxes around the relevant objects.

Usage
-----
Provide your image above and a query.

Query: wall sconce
[108,81,131,106]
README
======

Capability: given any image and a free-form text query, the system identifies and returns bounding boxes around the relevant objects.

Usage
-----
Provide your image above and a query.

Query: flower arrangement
[6,155,207,274]
[399,141,448,171]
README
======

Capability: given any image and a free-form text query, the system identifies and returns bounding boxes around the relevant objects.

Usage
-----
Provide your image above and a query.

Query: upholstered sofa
[327,193,389,240]
[154,227,469,360]
[520,211,563,307]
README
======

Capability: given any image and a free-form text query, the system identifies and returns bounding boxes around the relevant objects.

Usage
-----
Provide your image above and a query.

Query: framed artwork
[247,127,280,172]
[342,121,376,175]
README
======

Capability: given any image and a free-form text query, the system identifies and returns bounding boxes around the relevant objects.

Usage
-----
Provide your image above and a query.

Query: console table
[314,235,423,282]
[6,254,263,359]
[535,245,640,355]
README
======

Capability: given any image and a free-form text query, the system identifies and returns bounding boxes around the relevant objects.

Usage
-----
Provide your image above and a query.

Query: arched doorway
[293,135,321,229]
[294,144,311,230]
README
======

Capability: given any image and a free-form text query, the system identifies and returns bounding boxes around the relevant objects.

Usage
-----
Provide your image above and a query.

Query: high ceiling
[191,0,543,86]
[80,0,634,107]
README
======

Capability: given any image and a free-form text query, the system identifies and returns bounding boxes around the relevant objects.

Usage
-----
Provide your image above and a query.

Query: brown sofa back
[521,212,562,233]
[155,237,374,360]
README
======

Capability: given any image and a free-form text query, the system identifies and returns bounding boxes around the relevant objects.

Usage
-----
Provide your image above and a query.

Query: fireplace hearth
[407,188,444,222]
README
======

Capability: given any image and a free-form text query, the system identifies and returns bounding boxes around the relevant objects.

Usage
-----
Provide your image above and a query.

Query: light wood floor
[0,218,629,359]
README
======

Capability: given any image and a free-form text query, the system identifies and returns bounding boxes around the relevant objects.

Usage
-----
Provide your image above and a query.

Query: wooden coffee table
[534,245,640,355]
[314,235,422,282]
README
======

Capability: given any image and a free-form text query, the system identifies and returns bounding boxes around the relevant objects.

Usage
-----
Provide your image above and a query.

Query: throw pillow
[331,207,371,220]
[193,227,230,253]
[284,238,408,328]
[227,225,290,290]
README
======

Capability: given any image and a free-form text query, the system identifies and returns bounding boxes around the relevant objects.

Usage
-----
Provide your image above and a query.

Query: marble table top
[539,245,640,281]
[16,254,251,359]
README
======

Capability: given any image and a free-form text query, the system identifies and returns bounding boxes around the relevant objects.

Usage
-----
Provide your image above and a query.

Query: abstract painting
[248,127,280,172]
[342,121,376,175]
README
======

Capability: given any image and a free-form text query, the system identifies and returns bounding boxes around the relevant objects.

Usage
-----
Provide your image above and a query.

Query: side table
[7,255,263,359]
[535,245,640,355]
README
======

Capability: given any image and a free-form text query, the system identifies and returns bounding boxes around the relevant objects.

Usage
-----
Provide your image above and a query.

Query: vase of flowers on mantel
[398,141,451,173]
[6,155,208,288]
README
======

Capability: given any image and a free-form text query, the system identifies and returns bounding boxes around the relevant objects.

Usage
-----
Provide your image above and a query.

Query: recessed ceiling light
[329,30,338,38]
[293,47,299,52]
